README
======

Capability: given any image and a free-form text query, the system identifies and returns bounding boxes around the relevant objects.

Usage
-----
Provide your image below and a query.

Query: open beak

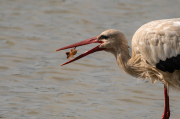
[55,37,105,66]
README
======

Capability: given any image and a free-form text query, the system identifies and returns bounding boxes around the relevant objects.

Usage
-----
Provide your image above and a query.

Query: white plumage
[132,18,180,65]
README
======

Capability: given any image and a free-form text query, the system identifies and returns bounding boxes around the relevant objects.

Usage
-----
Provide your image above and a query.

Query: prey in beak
[55,37,105,66]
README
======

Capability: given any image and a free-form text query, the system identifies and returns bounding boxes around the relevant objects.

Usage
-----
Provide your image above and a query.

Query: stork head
[56,29,127,66]
[98,29,127,54]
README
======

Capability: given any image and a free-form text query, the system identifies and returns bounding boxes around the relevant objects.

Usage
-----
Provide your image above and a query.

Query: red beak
[55,37,105,66]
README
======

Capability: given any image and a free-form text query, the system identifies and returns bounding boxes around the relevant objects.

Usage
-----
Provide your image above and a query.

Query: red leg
[162,85,170,119]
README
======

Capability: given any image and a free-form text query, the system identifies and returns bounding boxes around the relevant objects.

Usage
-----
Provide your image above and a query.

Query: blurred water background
[0,0,180,119]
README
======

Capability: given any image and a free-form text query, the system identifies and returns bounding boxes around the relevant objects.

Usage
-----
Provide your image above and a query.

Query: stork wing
[132,18,180,68]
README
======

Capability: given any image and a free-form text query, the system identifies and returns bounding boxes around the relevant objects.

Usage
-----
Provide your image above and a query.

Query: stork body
[130,18,180,89]
[56,18,180,119]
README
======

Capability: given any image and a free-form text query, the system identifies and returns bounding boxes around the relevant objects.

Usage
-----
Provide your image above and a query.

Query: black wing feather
[156,54,180,73]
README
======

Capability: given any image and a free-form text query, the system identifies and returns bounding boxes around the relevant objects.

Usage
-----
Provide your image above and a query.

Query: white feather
[132,18,180,66]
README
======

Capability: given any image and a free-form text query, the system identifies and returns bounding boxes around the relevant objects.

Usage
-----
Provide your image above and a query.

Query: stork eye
[100,35,109,39]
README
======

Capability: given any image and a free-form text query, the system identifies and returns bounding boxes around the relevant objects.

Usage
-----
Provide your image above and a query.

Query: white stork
[56,18,180,119]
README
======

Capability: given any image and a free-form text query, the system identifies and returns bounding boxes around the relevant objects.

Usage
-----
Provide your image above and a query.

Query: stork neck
[116,49,131,75]
[116,48,146,78]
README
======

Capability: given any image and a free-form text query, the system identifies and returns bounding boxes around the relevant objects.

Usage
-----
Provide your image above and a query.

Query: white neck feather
[114,40,143,78]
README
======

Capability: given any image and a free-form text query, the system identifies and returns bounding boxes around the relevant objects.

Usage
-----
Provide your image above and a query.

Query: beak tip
[55,49,61,52]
